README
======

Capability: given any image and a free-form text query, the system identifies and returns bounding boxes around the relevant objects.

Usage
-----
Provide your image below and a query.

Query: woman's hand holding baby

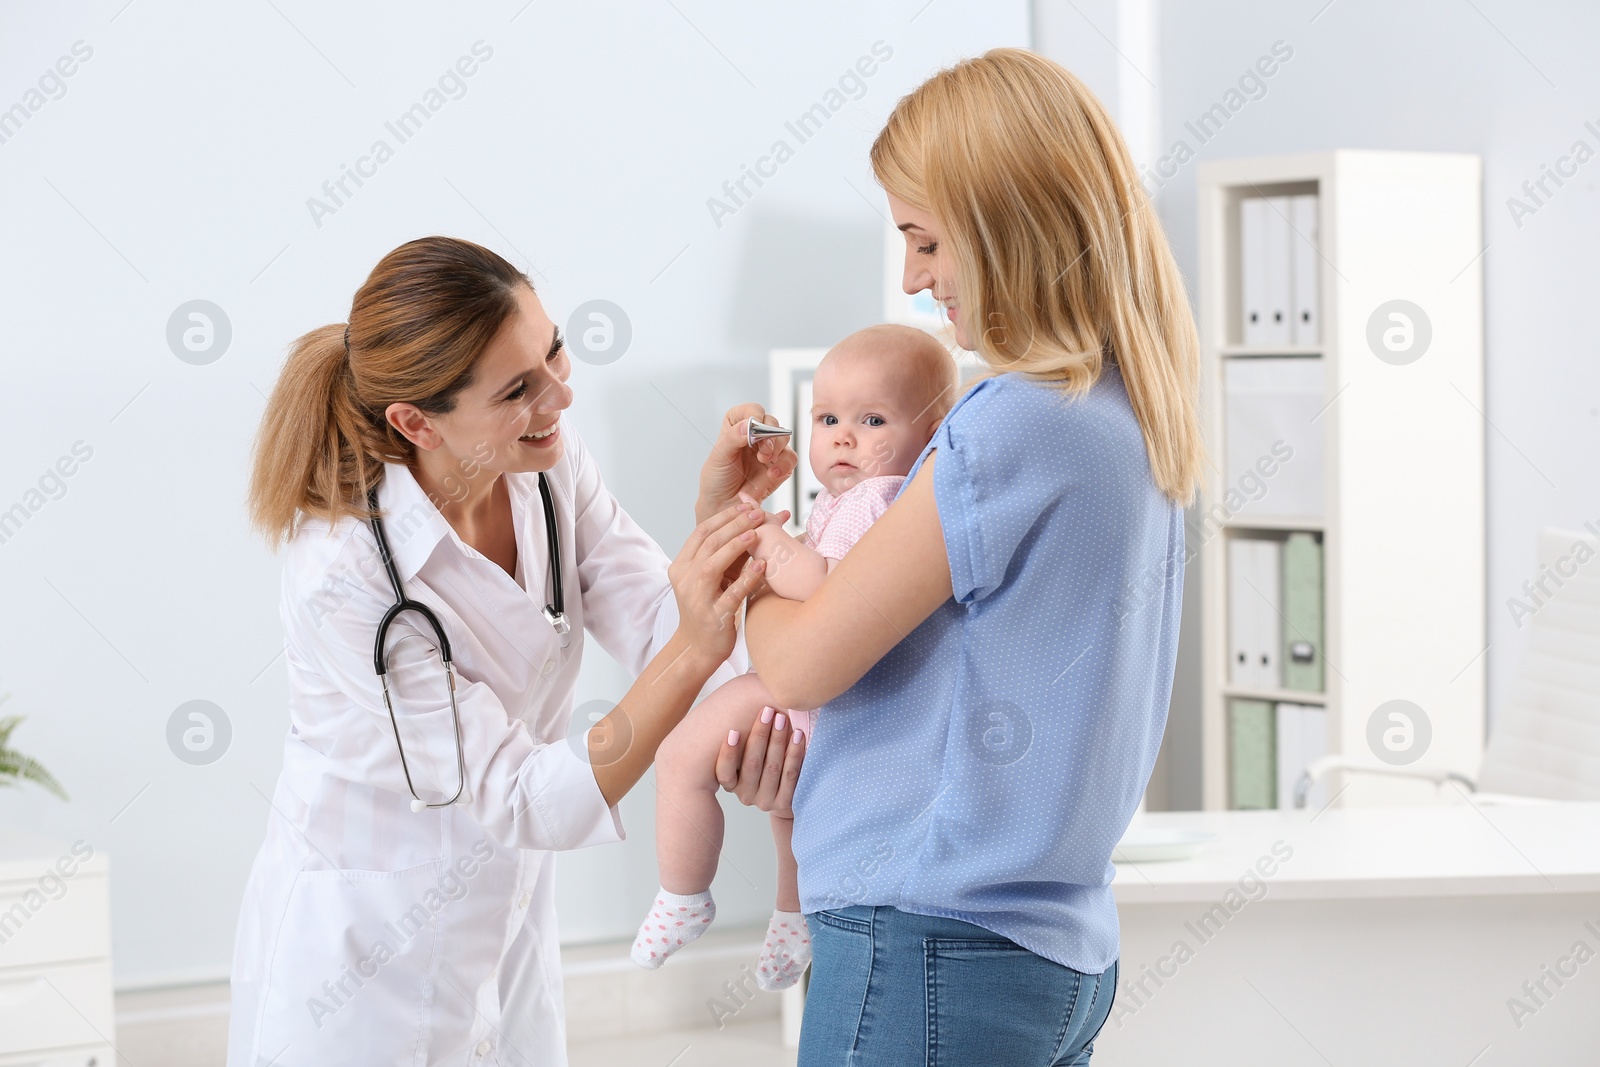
[715,704,806,817]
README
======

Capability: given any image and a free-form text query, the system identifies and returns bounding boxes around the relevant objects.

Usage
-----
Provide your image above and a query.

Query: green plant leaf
[0,715,68,801]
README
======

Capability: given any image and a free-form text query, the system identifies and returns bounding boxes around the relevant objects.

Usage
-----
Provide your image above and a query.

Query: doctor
[230,236,800,1066]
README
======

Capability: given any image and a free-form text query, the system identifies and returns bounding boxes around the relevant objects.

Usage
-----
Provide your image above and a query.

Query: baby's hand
[750,522,794,564]
[737,491,788,525]
[737,492,790,541]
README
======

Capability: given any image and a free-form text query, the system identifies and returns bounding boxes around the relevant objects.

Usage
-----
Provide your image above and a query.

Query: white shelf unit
[0,829,114,1066]
[1196,150,1486,810]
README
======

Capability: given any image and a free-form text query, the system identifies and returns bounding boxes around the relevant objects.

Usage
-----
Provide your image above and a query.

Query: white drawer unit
[0,830,113,1064]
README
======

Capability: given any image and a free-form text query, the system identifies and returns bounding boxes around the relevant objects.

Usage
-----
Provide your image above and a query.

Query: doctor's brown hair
[248,236,531,544]
[872,47,1203,505]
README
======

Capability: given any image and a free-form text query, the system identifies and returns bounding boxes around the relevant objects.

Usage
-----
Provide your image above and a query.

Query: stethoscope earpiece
[410,798,428,814]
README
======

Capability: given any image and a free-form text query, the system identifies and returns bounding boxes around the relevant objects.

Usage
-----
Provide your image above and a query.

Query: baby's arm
[750,521,834,601]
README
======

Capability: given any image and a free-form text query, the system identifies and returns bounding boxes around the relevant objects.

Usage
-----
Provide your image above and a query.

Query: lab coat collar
[374,461,544,583]
[373,462,452,583]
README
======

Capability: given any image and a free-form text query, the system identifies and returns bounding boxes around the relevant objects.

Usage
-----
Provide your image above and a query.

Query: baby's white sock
[630,888,716,969]
[755,909,811,991]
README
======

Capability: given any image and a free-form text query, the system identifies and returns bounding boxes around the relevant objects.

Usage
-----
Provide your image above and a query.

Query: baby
[631,324,960,990]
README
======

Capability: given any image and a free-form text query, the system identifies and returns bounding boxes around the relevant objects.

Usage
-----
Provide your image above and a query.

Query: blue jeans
[799,905,1117,1066]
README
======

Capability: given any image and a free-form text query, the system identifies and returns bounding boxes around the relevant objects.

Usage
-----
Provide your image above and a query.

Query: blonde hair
[248,236,531,544]
[828,323,961,428]
[871,47,1203,504]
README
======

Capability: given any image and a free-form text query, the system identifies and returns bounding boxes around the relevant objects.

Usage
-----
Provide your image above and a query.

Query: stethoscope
[365,473,568,813]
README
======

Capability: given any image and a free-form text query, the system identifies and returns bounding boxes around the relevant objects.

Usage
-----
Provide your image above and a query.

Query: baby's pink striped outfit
[778,474,906,738]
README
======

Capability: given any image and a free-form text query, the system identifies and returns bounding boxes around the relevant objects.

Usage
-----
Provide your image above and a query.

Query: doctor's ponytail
[248,236,531,545]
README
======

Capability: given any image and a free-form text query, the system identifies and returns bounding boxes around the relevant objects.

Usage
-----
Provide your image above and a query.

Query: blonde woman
[737,48,1202,1064]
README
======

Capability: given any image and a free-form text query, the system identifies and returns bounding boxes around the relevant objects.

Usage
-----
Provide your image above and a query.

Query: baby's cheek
[867,431,916,477]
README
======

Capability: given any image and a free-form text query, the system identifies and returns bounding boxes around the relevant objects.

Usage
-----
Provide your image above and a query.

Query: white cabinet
[0,830,114,1066]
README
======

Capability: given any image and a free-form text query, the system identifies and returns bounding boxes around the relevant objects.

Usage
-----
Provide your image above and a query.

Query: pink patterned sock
[755,909,811,991]
[631,888,716,969]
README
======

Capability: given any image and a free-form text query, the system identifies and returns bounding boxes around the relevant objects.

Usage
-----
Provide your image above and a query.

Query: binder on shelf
[1240,197,1268,346]
[1290,193,1320,345]
[1227,538,1255,688]
[1276,702,1327,810]
[1224,357,1325,519]
[1227,536,1283,691]
[1261,196,1293,347]
[1253,538,1283,690]
[1229,698,1276,809]
[1281,531,1325,692]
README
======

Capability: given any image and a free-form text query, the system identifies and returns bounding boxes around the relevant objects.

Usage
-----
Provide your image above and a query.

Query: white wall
[0,1,1028,986]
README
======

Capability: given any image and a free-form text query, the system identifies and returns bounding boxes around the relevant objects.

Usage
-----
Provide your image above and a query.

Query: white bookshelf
[0,829,114,1065]
[1196,150,1485,810]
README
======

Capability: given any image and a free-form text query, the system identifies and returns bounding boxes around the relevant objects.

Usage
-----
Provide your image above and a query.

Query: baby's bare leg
[771,810,800,912]
[653,672,778,894]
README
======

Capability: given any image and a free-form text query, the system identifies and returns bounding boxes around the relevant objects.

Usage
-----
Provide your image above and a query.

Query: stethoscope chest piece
[544,605,572,646]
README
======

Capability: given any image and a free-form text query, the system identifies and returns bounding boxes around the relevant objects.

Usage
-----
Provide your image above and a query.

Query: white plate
[1112,828,1217,864]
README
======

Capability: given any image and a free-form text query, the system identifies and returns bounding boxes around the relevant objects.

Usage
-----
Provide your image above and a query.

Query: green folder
[1229,698,1276,810]
[1281,532,1325,693]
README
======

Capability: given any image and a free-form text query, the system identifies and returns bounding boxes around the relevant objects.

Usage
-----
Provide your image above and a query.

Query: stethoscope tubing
[363,473,566,811]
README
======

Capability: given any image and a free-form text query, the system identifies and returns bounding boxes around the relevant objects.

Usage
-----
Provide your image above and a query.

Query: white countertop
[1110,802,1600,904]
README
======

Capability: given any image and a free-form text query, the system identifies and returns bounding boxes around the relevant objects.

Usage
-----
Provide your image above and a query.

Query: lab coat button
[476,1039,492,1056]
[541,659,555,676]
[518,892,532,909]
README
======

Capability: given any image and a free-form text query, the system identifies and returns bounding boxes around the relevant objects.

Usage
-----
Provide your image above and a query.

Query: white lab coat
[228,427,739,1066]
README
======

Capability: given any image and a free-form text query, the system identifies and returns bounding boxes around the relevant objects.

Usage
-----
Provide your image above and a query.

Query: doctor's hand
[715,705,806,817]
[667,500,769,670]
[695,404,799,525]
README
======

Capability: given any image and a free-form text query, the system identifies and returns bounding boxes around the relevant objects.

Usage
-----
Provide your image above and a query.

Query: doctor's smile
[519,424,559,446]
